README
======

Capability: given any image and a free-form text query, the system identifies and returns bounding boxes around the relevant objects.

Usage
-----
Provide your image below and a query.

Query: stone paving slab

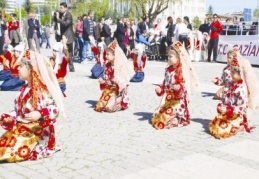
[1,39,259,178]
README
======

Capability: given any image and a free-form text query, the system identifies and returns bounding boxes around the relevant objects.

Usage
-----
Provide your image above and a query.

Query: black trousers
[0,36,4,55]
[67,43,75,72]
[208,38,219,61]
[179,34,188,52]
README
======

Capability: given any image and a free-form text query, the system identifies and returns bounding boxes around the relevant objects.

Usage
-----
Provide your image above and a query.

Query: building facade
[6,0,16,14]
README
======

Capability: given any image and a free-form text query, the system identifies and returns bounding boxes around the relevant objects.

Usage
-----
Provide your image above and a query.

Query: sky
[206,0,258,14]
[17,0,258,14]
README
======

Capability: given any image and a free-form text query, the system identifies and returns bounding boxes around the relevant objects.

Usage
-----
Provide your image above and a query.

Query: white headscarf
[109,41,135,91]
[135,43,144,68]
[52,42,64,74]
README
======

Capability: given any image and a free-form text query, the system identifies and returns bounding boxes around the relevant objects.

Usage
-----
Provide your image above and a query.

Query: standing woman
[151,41,198,129]
[184,16,192,31]
[174,17,188,51]
[0,49,65,162]
[8,13,21,48]
[101,19,112,46]
[94,41,135,112]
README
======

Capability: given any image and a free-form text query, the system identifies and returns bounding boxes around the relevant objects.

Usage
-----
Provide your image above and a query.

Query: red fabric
[10,56,19,76]
[210,20,223,39]
[142,56,147,68]
[226,106,234,119]
[0,56,9,71]
[8,21,20,31]
[187,37,191,50]
[56,58,68,79]
[214,77,220,85]
[195,40,200,50]
[156,85,164,96]
[37,108,50,118]
[92,46,98,55]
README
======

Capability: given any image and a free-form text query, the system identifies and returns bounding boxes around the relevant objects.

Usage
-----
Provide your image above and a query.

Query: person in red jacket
[50,36,69,97]
[8,13,21,47]
[207,14,223,62]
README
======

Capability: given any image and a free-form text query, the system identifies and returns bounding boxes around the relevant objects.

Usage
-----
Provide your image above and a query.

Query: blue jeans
[82,40,93,60]
[78,36,84,59]
[45,37,51,48]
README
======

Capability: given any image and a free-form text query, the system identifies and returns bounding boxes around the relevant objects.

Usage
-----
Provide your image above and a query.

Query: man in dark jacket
[82,10,96,62]
[115,17,125,52]
[166,16,175,47]
[56,2,75,72]
[28,12,41,52]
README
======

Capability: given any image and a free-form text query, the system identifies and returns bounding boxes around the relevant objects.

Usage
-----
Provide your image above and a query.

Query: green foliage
[72,0,110,21]
[192,16,201,30]
[254,9,259,18]
[0,0,7,10]
[24,0,34,14]
[40,15,51,25]
[14,8,27,20]
[207,5,213,15]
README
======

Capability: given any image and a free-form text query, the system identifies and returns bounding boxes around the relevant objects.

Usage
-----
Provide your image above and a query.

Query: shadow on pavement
[134,112,153,123]
[201,92,215,97]
[192,118,211,134]
[85,100,97,108]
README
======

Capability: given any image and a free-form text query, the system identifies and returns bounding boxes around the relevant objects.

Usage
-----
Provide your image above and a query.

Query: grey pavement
[1,39,259,178]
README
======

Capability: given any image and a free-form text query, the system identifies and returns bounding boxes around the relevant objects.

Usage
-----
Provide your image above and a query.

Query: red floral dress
[0,85,59,162]
[151,64,190,129]
[209,80,249,139]
[214,65,232,86]
[94,62,130,112]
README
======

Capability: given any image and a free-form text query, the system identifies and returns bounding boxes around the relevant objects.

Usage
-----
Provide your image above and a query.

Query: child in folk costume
[212,50,235,99]
[151,41,198,129]
[193,30,202,62]
[200,32,210,61]
[0,44,25,91]
[49,36,69,96]
[0,44,13,81]
[0,50,65,162]
[209,55,259,139]
[94,41,135,112]
[130,44,147,82]
[90,41,107,79]
[187,30,194,61]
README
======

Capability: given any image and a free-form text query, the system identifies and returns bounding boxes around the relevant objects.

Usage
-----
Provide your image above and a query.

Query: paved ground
[1,43,259,178]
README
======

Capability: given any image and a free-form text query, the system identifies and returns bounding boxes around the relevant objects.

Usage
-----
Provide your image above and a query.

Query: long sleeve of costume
[214,66,231,86]
[37,93,59,128]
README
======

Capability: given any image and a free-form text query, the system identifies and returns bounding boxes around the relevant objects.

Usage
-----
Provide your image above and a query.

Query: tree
[0,0,7,10]
[192,16,201,30]
[72,0,109,21]
[120,0,178,27]
[254,9,259,18]
[24,0,33,14]
[207,5,213,15]
[14,8,27,20]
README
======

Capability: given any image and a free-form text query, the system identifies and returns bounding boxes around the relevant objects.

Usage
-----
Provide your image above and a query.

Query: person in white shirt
[174,17,188,51]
